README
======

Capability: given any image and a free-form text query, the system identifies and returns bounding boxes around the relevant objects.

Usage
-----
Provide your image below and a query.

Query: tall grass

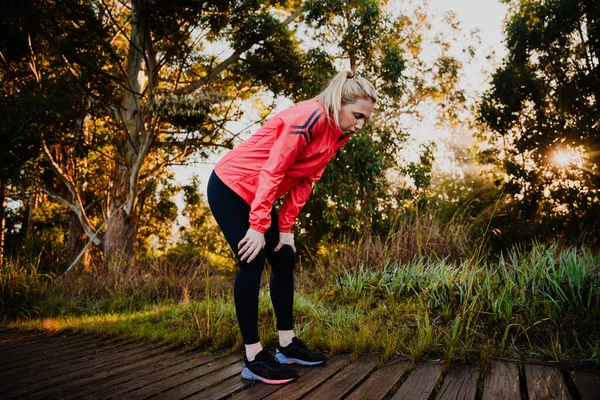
[0,258,52,321]
[3,221,599,364]
[3,254,241,351]
[321,241,600,362]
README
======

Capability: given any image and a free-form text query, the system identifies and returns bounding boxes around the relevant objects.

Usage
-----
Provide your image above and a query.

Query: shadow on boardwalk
[0,330,598,399]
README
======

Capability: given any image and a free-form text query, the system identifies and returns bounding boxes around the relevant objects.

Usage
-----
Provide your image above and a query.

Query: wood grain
[435,364,479,400]
[482,360,520,400]
[391,362,443,400]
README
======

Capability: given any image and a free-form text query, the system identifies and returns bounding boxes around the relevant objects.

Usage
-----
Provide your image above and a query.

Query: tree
[1,0,308,271]
[0,0,49,266]
[479,0,600,239]
[295,0,472,246]
[170,175,233,268]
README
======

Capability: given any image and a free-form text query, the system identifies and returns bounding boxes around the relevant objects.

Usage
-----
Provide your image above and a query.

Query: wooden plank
[391,362,443,400]
[187,374,254,400]
[0,336,66,360]
[0,333,90,353]
[228,379,281,400]
[229,365,309,400]
[4,339,132,386]
[31,348,179,399]
[152,361,242,399]
[346,358,411,400]
[74,351,194,399]
[0,332,48,348]
[2,340,133,391]
[8,348,161,398]
[569,369,600,400]
[3,339,108,374]
[120,353,240,399]
[262,354,351,400]
[482,360,520,400]
[2,337,108,373]
[6,340,141,384]
[302,353,380,400]
[81,351,225,400]
[4,344,164,398]
[3,339,127,385]
[436,364,479,400]
[525,364,572,400]
[0,335,63,356]
[6,335,103,362]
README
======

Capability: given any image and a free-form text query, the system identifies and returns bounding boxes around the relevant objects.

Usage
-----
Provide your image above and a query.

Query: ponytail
[311,71,377,128]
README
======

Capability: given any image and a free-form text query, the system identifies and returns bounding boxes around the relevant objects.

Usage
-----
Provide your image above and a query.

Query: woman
[207,70,377,384]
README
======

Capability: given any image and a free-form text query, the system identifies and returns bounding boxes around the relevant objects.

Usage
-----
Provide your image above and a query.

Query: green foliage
[329,241,600,361]
[21,202,69,271]
[0,258,53,321]
[291,48,337,101]
[479,0,600,242]
[296,1,472,253]
[8,241,600,363]
[307,127,398,234]
[0,0,318,268]
[137,177,180,258]
[168,176,234,270]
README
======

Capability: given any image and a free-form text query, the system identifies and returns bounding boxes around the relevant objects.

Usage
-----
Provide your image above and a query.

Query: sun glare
[553,150,573,167]
[550,146,585,169]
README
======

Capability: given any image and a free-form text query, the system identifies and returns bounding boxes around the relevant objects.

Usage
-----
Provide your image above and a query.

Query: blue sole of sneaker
[275,351,326,366]
[241,367,295,384]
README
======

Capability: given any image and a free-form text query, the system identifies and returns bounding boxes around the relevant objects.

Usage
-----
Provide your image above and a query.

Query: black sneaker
[241,349,299,384]
[275,337,327,366]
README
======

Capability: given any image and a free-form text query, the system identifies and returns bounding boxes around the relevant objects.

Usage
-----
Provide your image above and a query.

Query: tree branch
[36,182,102,246]
[175,7,303,95]
[41,138,100,245]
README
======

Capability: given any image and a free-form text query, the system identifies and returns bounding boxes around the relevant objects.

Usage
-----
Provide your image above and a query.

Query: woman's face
[338,98,375,136]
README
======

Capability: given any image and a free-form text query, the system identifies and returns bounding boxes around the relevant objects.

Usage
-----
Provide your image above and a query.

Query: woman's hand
[275,232,296,252]
[238,228,265,263]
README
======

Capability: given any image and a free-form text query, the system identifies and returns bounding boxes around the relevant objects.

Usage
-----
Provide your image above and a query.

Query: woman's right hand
[238,228,265,263]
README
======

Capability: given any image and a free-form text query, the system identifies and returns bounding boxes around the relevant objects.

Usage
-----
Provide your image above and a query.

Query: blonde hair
[311,70,377,128]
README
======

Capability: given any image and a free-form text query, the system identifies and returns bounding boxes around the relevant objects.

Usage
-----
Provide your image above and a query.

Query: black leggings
[207,171,295,344]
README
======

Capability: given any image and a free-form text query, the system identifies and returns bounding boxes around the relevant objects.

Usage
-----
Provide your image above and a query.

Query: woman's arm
[241,105,324,262]
[248,106,324,233]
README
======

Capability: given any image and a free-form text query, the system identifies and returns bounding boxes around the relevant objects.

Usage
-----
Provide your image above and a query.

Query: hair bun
[346,72,355,79]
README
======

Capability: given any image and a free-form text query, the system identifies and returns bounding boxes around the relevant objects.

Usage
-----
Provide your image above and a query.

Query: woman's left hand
[275,232,296,252]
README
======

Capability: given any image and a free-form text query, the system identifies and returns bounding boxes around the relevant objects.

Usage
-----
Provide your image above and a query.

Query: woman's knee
[237,253,267,275]
[268,245,295,272]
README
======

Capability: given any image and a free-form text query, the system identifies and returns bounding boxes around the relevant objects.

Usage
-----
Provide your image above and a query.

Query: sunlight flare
[553,150,573,167]
[550,146,586,169]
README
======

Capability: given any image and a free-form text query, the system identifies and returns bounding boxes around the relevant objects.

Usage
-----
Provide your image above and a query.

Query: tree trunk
[103,0,147,273]
[67,210,90,272]
[104,161,139,273]
[103,212,137,273]
[101,2,301,272]
[26,181,35,239]
[0,175,6,268]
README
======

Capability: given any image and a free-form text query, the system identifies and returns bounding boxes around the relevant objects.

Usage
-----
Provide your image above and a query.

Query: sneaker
[241,349,299,384]
[276,337,327,366]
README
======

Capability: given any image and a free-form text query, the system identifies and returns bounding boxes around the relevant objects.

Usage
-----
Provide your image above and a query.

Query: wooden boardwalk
[0,330,598,399]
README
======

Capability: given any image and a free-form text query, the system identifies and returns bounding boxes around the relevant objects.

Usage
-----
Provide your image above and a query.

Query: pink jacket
[214,100,349,233]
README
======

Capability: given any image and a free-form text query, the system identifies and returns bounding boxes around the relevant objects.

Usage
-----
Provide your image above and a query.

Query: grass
[2,241,599,366]
[0,257,53,320]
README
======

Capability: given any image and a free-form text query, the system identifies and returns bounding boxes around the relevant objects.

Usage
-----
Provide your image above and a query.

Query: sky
[398,0,509,174]
[173,0,509,195]
[428,0,508,93]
